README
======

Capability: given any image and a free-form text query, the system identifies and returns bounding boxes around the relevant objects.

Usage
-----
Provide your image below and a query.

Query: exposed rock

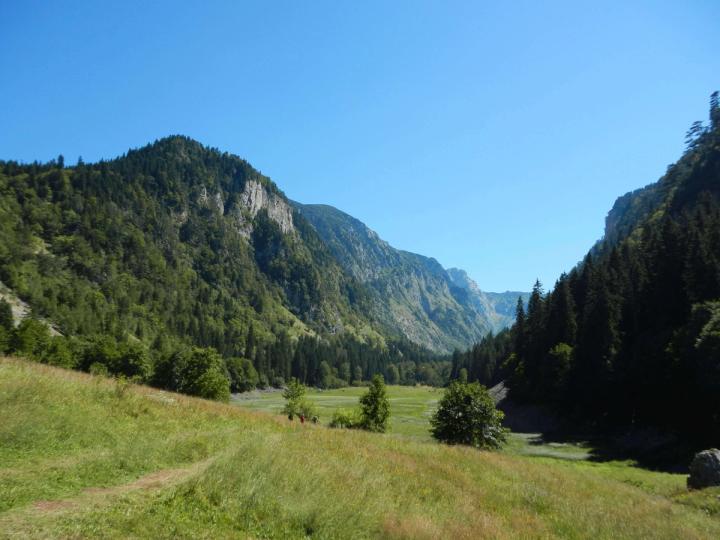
[233,180,294,237]
[294,203,509,352]
[446,268,529,333]
[0,280,62,336]
[688,449,720,489]
[197,186,225,215]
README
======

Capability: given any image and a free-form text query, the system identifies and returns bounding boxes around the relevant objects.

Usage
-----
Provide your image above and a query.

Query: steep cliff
[294,203,525,352]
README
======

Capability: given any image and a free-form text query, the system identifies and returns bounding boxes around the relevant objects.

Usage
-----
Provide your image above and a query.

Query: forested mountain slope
[456,93,720,446]
[294,203,522,352]
[0,136,451,391]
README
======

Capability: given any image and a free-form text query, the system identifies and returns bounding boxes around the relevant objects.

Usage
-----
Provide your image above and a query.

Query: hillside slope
[294,203,524,352]
[1,137,453,391]
[2,357,719,539]
[504,94,720,443]
[445,268,528,332]
[0,137,379,347]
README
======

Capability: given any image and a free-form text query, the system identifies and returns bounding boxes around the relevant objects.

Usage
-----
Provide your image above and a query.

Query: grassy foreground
[1,357,719,539]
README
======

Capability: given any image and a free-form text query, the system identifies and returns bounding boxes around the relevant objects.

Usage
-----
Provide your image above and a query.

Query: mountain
[445,268,528,332]
[293,203,524,352]
[1,136,460,392]
[2,135,521,394]
[0,136,374,343]
[497,93,720,445]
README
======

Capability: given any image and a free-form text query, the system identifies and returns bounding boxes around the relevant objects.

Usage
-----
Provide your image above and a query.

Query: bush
[89,362,110,377]
[431,381,507,449]
[175,347,231,402]
[0,298,13,332]
[225,357,259,392]
[329,409,360,429]
[359,374,390,432]
[282,378,316,420]
[0,326,10,354]
[40,336,77,369]
[113,341,152,382]
[10,318,51,359]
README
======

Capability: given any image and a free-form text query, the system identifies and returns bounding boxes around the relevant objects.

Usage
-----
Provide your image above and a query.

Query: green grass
[2,357,720,539]
[233,385,441,440]
[233,386,594,460]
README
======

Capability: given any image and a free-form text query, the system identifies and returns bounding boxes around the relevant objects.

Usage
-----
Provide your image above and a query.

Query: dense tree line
[447,329,513,387]
[504,93,720,445]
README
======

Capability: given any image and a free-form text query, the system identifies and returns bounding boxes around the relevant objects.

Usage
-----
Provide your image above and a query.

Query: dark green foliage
[10,319,51,359]
[430,381,507,449]
[504,93,720,445]
[0,299,14,352]
[40,336,76,369]
[0,299,13,331]
[0,327,9,354]
[385,364,400,384]
[76,335,151,381]
[359,374,390,432]
[282,378,316,420]
[225,357,259,392]
[449,329,513,387]
[171,347,230,402]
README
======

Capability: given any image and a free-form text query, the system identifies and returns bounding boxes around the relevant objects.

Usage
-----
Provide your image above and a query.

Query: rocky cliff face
[446,268,528,333]
[196,180,295,238]
[234,180,294,236]
[294,203,526,352]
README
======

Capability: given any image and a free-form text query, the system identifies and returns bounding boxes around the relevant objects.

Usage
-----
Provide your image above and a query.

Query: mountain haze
[294,203,523,352]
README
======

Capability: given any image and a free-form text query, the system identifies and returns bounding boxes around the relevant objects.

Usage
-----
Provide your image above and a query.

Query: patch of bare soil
[29,460,209,516]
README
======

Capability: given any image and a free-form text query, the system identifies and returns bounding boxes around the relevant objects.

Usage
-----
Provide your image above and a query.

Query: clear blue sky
[1,1,718,291]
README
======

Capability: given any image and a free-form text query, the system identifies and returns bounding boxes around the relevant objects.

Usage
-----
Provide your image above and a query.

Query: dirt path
[14,458,212,519]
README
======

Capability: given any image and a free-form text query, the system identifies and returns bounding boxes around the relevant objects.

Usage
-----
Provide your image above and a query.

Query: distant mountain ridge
[294,203,526,352]
[445,268,528,332]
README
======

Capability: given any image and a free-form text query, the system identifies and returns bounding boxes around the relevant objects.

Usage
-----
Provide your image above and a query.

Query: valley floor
[1,357,719,539]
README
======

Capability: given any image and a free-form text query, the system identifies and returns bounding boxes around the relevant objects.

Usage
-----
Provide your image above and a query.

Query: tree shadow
[498,398,697,473]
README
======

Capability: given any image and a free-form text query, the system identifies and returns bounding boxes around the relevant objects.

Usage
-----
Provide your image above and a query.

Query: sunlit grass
[233,384,441,440]
[2,357,719,539]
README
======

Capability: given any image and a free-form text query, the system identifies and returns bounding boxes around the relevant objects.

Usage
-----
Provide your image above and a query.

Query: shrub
[0,299,13,332]
[225,357,259,392]
[113,341,152,382]
[282,378,316,419]
[329,409,360,429]
[431,381,507,449]
[40,336,77,369]
[89,362,110,377]
[10,318,51,359]
[359,374,390,432]
[175,347,231,402]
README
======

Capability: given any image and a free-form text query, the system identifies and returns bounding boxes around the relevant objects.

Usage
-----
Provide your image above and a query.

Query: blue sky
[1,1,718,291]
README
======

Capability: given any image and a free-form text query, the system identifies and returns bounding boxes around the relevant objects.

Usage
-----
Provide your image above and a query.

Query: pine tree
[359,374,390,432]
[710,90,720,129]
[0,299,13,331]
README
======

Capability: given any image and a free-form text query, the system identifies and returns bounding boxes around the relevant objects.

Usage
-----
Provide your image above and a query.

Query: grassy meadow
[233,385,442,441]
[233,386,594,460]
[2,356,720,539]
